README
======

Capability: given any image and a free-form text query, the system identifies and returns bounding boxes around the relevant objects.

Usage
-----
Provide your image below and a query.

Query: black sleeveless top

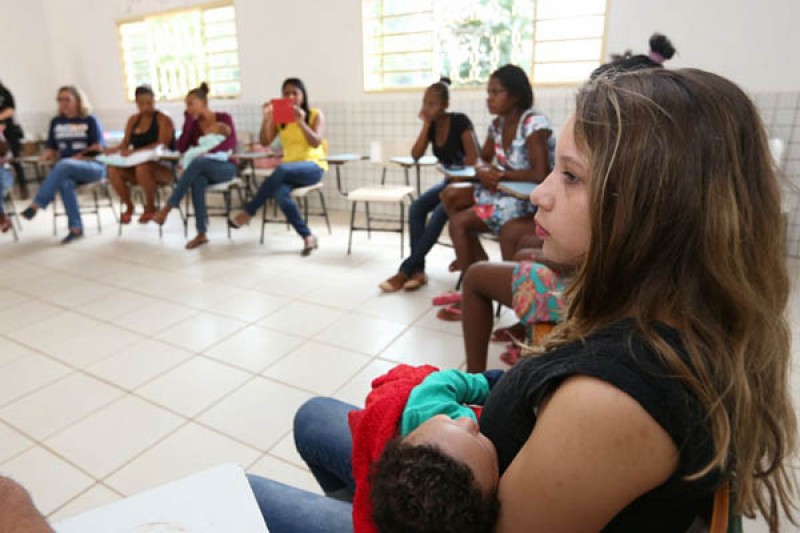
[130,111,163,149]
[427,112,474,166]
[480,319,722,532]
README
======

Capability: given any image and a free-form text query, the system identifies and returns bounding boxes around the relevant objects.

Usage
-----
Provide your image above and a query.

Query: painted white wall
[604,0,800,93]
[0,0,57,113]
[4,0,799,116]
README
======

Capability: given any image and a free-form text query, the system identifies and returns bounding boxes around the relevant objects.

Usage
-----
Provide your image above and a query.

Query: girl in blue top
[21,86,106,244]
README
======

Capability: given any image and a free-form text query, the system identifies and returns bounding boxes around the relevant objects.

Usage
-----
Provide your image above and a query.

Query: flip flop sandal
[436,304,462,321]
[491,323,527,343]
[432,291,462,306]
[499,343,522,366]
[448,260,461,272]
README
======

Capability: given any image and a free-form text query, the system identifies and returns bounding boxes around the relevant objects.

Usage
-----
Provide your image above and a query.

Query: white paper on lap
[54,464,269,533]
[96,147,163,168]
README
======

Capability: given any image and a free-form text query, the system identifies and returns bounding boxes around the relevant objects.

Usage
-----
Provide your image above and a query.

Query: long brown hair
[544,68,797,530]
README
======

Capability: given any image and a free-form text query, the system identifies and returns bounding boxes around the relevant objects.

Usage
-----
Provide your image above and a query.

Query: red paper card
[271,98,295,124]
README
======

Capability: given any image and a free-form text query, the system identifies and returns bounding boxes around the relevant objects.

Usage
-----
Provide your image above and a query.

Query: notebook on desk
[497,181,537,200]
[437,165,478,180]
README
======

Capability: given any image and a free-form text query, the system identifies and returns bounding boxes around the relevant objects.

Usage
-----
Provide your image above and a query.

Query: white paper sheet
[55,464,269,533]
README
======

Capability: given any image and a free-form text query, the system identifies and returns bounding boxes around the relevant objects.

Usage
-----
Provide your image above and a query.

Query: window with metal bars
[362,0,607,91]
[117,2,241,101]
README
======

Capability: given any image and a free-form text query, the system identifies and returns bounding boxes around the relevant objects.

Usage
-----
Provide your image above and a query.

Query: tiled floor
[0,203,797,532]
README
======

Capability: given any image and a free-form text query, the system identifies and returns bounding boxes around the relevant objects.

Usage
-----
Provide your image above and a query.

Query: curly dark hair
[370,438,499,533]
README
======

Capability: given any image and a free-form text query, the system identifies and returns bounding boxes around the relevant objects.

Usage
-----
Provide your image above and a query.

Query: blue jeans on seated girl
[400,180,448,277]
[167,157,237,234]
[244,161,323,238]
[247,397,357,532]
[33,159,105,231]
[0,167,13,215]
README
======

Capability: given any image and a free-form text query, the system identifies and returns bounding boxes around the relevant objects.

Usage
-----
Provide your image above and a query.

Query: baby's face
[406,415,499,495]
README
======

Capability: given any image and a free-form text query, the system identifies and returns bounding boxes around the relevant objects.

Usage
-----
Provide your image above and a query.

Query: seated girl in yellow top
[231,78,326,256]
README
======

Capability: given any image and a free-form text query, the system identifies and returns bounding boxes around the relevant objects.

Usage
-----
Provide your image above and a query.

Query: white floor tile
[413,305,465,336]
[380,326,467,369]
[77,290,158,321]
[0,421,33,463]
[198,378,311,451]
[0,354,72,407]
[155,312,246,353]
[0,336,32,366]
[42,283,118,308]
[300,284,377,311]
[85,338,193,390]
[41,323,145,369]
[0,300,64,334]
[5,311,100,352]
[313,313,407,356]
[45,396,185,478]
[48,483,122,522]
[113,300,198,336]
[248,454,322,495]
[105,423,261,496]
[358,292,435,324]
[268,432,305,469]
[210,291,291,322]
[0,373,123,440]
[332,358,397,408]
[258,301,344,337]
[0,447,94,515]
[204,325,304,373]
[263,341,371,395]
[0,288,28,309]
[136,357,252,417]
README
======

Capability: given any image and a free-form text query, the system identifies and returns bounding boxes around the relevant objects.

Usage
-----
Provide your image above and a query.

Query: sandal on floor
[185,235,209,250]
[448,259,460,272]
[120,209,133,225]
[61,231,84,245]
[436,304,462,321]
[403,272,428,291]
[499,343,522,367]
[138,211,156,224]
[21,207,37,220]
[491,323,527,343]
[380,273,408,293]
[301,235,319,256]
[228,211,250,229]
[432,291,461,306]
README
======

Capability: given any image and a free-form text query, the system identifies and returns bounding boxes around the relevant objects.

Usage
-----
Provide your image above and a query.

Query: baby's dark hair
[428,76,452,106]
[591,33,677,79]
[490,64,533,110]
[187,81,210,102]
[135,84,155,98]
[370,438,499,533]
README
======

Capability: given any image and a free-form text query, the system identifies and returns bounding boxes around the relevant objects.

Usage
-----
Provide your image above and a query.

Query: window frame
[116,0,243,103]
[361,0,610,93]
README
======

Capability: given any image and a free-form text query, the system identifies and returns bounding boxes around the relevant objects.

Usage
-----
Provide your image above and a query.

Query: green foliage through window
[118,3,241,101]
[362,0,607,91]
